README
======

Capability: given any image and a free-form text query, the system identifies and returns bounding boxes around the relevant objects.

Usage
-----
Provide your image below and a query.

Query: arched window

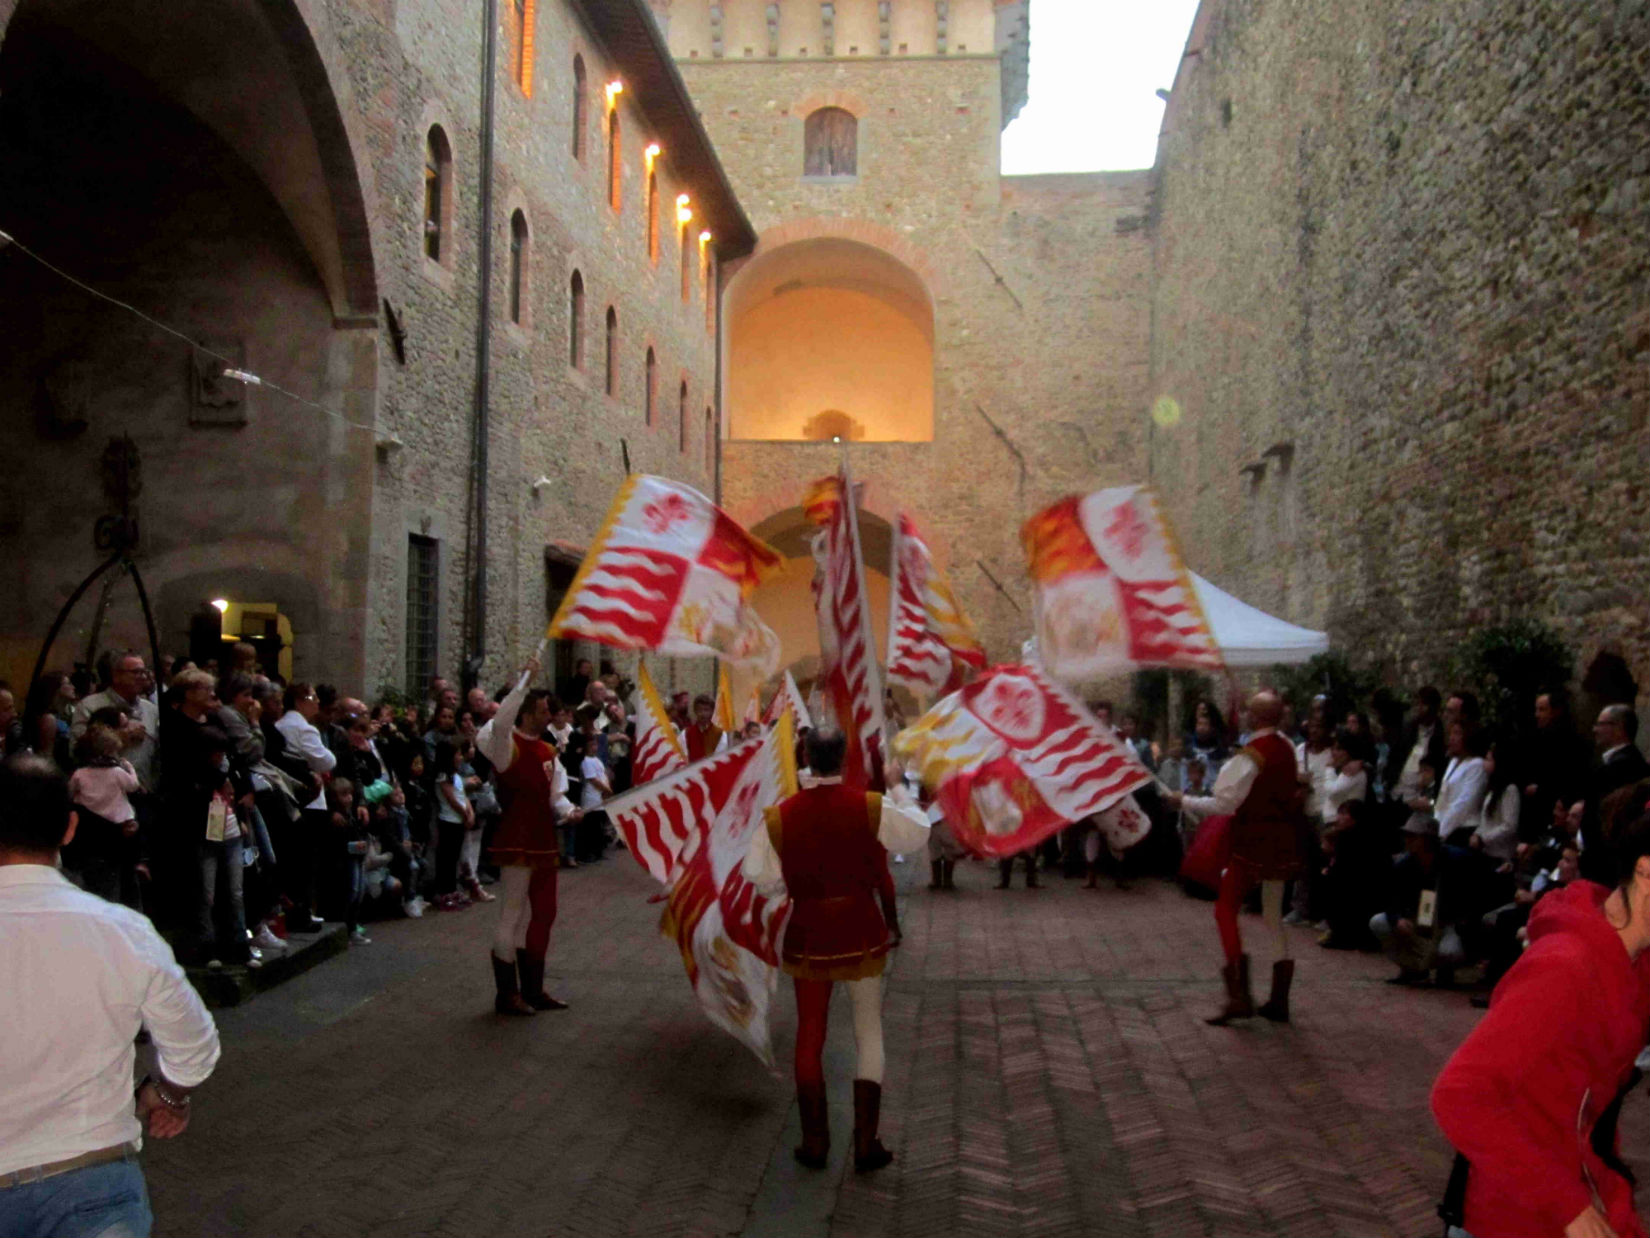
[516,0,537,96]
[508,210,529,325]
[424,126,452,263]
[646,168,659,263]
[803,107,857,177]
[607,109,622,211]
[604,306,618,395]
[704,407,714,473]
[644,346,656,425]
[569,270,585,368]
[680,224,692,302]
[678,380,689,452]
[572,55,587,160]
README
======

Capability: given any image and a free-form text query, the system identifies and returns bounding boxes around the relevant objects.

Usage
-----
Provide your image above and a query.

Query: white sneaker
[1281,910,1306,927]
[252,925,287,952]
[350,926,372,946]
[403,898,425,919]
[247,947,264,969]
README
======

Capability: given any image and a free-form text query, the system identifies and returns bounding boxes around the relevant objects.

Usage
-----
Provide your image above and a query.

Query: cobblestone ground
[144,853,1518,1237]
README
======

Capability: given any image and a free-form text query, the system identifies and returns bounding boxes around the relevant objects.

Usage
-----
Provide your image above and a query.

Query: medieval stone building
[2,0,1646,713]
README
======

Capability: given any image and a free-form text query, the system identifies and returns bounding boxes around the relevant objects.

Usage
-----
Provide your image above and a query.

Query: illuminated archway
[726,238,934,443]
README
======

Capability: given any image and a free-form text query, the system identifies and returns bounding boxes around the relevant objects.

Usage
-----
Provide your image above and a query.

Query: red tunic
[1228,731,1309,880]
[490,733,562,868]
[684,723,723,762]
[765,784,892,982]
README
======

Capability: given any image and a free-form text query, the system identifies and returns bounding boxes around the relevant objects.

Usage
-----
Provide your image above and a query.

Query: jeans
[0,1159,151,1238]
[198,839,247,962]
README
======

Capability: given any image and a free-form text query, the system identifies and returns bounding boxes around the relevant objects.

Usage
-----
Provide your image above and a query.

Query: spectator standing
[431,739,473,909]
[422,703,459,766]
[0,683,22,757]
[71,652,159,795]
[273,682,334,934]
[1518,689,1589,842]
[1576,704,1650,885]
[0,755,220,1238]
[560,659,594,715]
[1433,722,1490,847]
[577,729,613,864]
[1432,808,1650,1238]
[65,720,144,909]
[1186,700,1229,785]
[1389,687,1447,816]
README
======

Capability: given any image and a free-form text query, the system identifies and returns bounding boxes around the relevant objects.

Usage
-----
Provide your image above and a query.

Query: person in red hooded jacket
[1432,789,1650,1238]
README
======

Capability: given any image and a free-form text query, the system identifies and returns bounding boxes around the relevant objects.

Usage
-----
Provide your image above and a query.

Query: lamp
[605,80,624,107]
[675,193,693,226]
[210,598,229,613]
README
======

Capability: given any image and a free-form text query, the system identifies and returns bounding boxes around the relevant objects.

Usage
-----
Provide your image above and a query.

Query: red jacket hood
[1527,881,1640,999]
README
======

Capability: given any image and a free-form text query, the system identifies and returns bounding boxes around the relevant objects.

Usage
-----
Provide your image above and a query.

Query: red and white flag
[605,715,799,1066]
[631,661,688,792]
[1022,484,1222,680]
[762,670,812,730]
[893,662,1152,858]
[804,469,886,788]
[886,512,987,697]
[548,475,782,675]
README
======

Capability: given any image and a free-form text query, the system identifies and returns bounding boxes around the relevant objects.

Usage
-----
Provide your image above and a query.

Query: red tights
[1215,864,1252,966]
[524,864,558,959]
[794,977,833,1090]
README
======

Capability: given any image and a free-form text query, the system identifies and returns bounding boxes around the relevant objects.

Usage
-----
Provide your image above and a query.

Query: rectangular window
[517,0,537,96]
[406,534,439,696]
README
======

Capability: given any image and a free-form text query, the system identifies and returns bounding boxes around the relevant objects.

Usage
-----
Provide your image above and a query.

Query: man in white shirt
[274,681,336,933]
[71,652,160,791]
[0,754,220,1238]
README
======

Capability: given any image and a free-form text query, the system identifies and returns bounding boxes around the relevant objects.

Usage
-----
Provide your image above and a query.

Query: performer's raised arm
[475,656,541,773]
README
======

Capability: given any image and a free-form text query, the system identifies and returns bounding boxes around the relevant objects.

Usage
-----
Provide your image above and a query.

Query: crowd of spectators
[0,648,643,969]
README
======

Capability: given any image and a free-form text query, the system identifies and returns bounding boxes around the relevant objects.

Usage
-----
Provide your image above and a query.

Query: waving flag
[1022,484,1222,680]
[713,662,737,733]
[763,670,812,730]
[631,661,688,790]
[605,714,799,1066]
[893,662,1151,858]
[887,512,987,696]
[805,469,886,788]
[548,475,782,674]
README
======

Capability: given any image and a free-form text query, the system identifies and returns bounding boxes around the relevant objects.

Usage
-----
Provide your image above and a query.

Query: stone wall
[1149,0,1650,701]
[683,51,1154,668]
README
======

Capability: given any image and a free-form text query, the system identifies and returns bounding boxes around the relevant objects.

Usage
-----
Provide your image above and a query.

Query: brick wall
[1148,0,1650,701]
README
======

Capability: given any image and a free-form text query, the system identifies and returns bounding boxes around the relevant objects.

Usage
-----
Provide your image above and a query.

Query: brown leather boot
[852,1079,894,1174]
[794,1084,829,1169]
[1258,959,1295,1023]
[1206,954,1255,1025]
[516,949,569,1011]
[491,953,536,1017]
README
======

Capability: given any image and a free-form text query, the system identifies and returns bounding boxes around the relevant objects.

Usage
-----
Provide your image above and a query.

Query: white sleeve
[550,760,576,820]
[135,924,221,1088]
[475,681,528,772]
[292,720,336,774]
[1476,785,1520,854]
[1180,752,1258,818]
[1440,761,1488,836]
[742,816,784,889]
[878,789,931,854]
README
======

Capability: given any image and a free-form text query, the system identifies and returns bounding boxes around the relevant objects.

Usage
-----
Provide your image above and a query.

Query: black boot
[1257,959,1295,1023]
[929,860,944,890]
[516,949,568,1011]
[852,1079,894,1174]
[491,953,535,1017]
[794,1083,829,1169]
[1206,954,1255,1025]
[996,859,1012,889]
[941,860,956,890]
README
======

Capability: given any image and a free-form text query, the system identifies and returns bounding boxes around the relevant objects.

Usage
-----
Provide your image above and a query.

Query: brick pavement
[144,853,1507,1237]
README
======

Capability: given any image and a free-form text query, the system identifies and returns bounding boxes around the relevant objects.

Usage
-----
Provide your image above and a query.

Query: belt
[0,1142,140,1190]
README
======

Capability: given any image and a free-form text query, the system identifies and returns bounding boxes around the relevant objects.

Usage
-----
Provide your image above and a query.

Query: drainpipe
[466,0,499,688]
[713,253,725,506]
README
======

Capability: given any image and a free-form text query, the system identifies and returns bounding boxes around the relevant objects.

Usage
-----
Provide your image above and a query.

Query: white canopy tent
[1188,573,1328,667]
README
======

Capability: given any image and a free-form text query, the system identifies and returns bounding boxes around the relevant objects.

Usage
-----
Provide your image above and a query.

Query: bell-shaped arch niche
[726,238,934,443]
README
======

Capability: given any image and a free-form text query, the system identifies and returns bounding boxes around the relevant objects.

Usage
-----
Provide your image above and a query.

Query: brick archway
[748,217,941,296]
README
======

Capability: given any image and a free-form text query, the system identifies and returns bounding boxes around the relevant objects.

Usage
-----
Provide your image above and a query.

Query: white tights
[459,830,482,881]
[848,976,884,1084]
[492,866,534,961]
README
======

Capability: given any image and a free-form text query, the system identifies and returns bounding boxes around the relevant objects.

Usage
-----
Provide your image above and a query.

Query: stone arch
[793,89,869,120]
[725,235,935,442]
[745,216,941,292]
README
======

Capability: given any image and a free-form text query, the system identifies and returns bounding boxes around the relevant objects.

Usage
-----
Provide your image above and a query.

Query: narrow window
[508,210,529,325]
[704,407,714,473]
[572,55,587,161]
[406,535,439,696]
[569,270,585,368]
[424,126,452,262]
[607,110,622,210]
[680,224,692,302]
[704,247,716,332]
[803,107,857,177]
[645,347,657,425]
[678,380,689,452]
[646,169,659,263]
[605,307,618,395]
[516,0,537,96]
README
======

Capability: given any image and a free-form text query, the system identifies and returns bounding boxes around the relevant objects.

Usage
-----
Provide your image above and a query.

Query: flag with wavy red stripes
[893,662,1152,858]
[631,661,688,791]
[548,475,782,675]
[806,469,887,789]
[1022,484,1222,679]
[604,713,798,1066]
[886,512,987,696]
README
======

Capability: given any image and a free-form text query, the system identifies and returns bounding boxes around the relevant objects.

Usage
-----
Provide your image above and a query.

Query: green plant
[1269,651,1378,723]
[1449,620,1574,741]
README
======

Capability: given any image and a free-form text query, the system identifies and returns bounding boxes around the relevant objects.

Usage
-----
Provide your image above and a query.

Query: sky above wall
[1002,0,1201,174]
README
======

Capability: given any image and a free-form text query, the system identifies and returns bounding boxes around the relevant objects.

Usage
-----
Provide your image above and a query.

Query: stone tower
[651,0,1153,684]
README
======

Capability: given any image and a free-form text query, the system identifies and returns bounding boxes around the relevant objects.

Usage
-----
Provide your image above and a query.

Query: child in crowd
[328,776,372,944]
[432,739,473,909]
[455,739,494,903]
[559,731,586,867]
[65,717,143,908]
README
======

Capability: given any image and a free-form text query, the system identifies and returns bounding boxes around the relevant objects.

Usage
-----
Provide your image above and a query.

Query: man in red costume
[743,731,930,1174]
[474,658,582,1016]
[682,693,723,761]
[1167,690,1309,1024]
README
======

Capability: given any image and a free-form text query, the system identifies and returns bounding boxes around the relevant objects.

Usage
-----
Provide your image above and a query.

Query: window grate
[406,535,439,697]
